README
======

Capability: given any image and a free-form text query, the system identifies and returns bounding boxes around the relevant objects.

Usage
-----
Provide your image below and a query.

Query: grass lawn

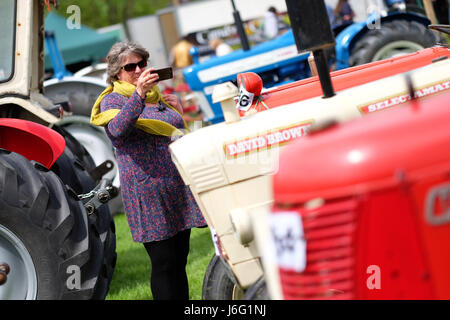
[106,212,215,300]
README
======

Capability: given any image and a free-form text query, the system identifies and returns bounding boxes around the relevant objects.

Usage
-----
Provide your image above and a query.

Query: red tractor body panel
[271,92,450,299]
[240,47,450,114]
[274,92,450,202]
[0,118,66,168]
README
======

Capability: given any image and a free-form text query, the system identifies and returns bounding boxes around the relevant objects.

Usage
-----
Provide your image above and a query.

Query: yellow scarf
[90,80,187,137]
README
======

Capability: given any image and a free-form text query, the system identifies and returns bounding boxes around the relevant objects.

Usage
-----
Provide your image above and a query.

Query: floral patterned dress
[100,90,206,243]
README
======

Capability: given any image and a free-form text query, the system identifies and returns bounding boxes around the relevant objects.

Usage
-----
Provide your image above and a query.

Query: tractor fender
[0,118,65,168]
[335,12,432,69]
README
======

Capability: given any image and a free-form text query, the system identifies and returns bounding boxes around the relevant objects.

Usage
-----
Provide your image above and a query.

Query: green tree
[52,0,172,30]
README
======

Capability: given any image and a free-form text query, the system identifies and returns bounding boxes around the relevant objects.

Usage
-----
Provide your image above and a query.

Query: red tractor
[264,72,450,300]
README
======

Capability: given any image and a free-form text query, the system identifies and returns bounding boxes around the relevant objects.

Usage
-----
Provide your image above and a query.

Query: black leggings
[143,229,191,300]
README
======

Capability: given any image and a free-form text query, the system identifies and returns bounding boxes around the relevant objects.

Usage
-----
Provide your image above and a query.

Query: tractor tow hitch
[78,178,118,215]
[89,160,115,181]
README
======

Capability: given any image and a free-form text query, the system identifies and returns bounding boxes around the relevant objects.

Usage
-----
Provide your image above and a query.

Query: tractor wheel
[349,20,440,66]
[51,125,96,173]
[52,125,117,298]
[202,255,244,300]
[50,146,116,299]
[243,276,269,300]
[0,150,96,299]
[56,117,123,215]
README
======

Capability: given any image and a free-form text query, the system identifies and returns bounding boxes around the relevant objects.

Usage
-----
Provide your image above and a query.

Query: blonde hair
[105,41,150,85]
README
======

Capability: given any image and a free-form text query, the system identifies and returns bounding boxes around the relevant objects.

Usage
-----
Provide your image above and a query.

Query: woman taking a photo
[91,41,206,300]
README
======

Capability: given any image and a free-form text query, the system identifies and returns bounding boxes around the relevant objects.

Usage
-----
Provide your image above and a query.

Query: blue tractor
[183,0,445,124]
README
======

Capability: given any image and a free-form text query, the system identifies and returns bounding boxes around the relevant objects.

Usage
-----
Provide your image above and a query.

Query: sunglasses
[121,59,147,72]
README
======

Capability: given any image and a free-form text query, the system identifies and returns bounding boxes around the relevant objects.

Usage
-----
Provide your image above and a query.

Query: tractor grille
[279,198,359,300]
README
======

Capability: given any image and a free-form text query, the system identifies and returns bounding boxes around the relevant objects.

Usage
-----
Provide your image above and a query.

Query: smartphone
[151,67,173,81]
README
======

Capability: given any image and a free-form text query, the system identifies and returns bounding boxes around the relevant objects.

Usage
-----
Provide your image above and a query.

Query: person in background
[326,3,336,26]
[169,35,194,87]
[264,6,279,39]
[170,36,194,69]
[209,38,233,56]
[91,41,207,300]
[334,0,355,25]
[169,35,199,122]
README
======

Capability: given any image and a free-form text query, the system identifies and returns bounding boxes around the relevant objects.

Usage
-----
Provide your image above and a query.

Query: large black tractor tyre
[51,125,96,174]
[202,255,244,300]
[243,276,269,300]
[50,146,117,299]
[0,150,98,299]
[349,20,440,66]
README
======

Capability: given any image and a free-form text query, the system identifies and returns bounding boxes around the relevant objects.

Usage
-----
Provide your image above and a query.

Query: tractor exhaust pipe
[285,0,336,98]
[230,0,251,51]
[312,49,335,98]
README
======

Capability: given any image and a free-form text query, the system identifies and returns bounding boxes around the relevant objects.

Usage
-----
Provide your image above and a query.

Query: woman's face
[117,52,146,86]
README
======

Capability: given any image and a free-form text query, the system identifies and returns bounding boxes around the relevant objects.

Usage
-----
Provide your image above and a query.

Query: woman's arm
[163,93,183,115]
[100,90,145,139]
